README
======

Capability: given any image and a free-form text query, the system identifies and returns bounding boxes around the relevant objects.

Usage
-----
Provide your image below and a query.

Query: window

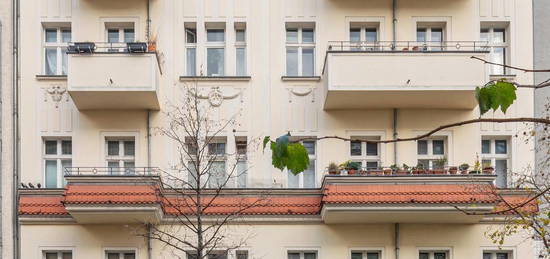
[350,136,381,169]
[105,138,136,174]
[43,138,72,188]
[288,251,317,259]
[288,140,316,188]
[351,250,382,259]
[207,139,227,188]
[419,250,449,259]
[43,251,72,259]
[43,26,71,75]
[105,23,135,52]
[483,251,512,259]
[349,22,379,50]
[417,138,447,169]
[235,23,247,76]
[185,23,197,76]
[206,23,226,76]
[286,23,315,76]
[481,25,509,75]
[481,137,510,187]
[236,137,248,188]
[417,24,445,50]
[106,251,136,259]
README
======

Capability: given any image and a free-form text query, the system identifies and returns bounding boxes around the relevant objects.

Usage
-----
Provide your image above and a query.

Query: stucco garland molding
[287,87,316,103]
[190,86,244,107]
[43,85,69,108]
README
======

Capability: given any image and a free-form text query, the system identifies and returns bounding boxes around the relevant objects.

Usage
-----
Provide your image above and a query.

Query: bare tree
[149,82,267,259]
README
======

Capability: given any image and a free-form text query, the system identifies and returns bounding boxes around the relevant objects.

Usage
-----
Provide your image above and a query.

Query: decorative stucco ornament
[45,85,67,107]
[192,87,243,107]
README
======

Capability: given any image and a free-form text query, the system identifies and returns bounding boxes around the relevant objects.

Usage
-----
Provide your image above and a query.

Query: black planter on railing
[68,42,96,53]
[127,42,148,53]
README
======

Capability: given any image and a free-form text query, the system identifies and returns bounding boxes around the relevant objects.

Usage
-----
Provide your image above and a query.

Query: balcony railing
[68,42,150,54]
[324,166,495,176]
[64,167,160,176]
[327,40,489,52]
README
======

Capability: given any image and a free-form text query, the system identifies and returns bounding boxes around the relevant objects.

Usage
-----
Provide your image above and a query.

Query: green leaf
[476,81,517,116]
[262,136,271,150]
[494,81,517,113]
[264,133,310,175]
[286,143,310,175]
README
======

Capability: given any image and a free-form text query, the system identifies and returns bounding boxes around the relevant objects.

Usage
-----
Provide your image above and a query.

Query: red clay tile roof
[19,196,68,215]
[322,184,499,204]
[496,195,539,214]
[64,185,160,205]
[163,196,322,216]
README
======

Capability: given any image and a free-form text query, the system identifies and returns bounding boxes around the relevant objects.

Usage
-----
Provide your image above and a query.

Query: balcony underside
[65,205,162,224]
[69,90,160,110]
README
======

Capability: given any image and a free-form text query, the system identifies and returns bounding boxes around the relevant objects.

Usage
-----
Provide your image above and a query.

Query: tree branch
[471,56,550,73]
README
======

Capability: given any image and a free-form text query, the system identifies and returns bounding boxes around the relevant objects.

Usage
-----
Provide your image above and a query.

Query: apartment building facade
[15,0,541,258]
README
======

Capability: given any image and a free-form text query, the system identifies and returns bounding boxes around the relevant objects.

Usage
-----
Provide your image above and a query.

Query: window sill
[281,76,321,82]
[36,75,68,81]
[179,76,251,82]
[489,74,516,82]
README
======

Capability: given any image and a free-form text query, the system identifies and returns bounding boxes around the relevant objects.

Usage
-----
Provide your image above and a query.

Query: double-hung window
[483,251,512,259]
[286,23,315,76]
[416,24,444,50]
[288,251,317,259]
[185,23,197,76]
[235,23,247,76]
[43,138,72,188]
[351,250,382,259]
[106,23,135,52]
[350,136,381,169]
[481,137,510,187]
[43,251,72,259]
[206,24,226,76]
[106,138,135,174]
[106,250,136,259]
[236,137,248,188]
[349,23,379,50]
[288,140,316,188]
[207,140,227,188]
[43,26,71,75]
[419,250,449,259]
[417,138,446,169]
[480,25,508,75]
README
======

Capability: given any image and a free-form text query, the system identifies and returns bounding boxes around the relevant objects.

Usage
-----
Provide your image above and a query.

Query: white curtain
[45,48,57,75]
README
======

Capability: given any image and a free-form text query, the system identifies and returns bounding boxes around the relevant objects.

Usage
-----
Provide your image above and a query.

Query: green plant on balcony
[433,157,447,174]
[327,162,339,175]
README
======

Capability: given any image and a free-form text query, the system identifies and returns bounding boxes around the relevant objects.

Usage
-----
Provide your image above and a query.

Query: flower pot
[347,169,357,175]
[147,42,157,52]
[359,170,368,175]
[328,170,339,175]
[383,169,392,175]
[483,167,495,174]
[433,169,446,175]
[449,167,458,175]
[368,170,383,176]
[396,170,409,175]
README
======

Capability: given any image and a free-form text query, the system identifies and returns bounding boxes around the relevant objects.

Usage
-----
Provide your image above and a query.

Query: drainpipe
[392,0,397,48]
[393,108,398,165]
[147,223,152,259]
[146,0,151,42]
[147,110,151,168]
[395,223,400,259]
[12,0,21,256]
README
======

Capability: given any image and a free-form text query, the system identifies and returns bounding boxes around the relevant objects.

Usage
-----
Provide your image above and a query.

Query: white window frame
[185,22,197,76]
[417,247,452,259]
[287,249,319,259]
[43,138,72,188]
[480,25,509,75]
[205,23,226,76]
[105,137,136,169]
[349,22,380,51]
[349,247,384,259]
[206,137,228,188]
[350,136,381,169]
[480,137,511,187]
[104,248,137,259]
[235,136,248,188]
[235,23,247,76]
[285,23,316,76]
[287,138,317,188]
[42,25,71,75]
[416,22,446,51]
[42,249,73,259]
[482,250,513,259]
[105,23,136,43]
[417,137,447,169]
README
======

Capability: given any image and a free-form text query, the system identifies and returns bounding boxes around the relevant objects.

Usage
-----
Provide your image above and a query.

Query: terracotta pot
[396,170,409,175]
[347,169,357,175]
[483,167,495,174]
[328,170,339,175]
[148,42,156,52]
[359,170,368,175]
[449,167,458,175]
[368,170,383,176]
[383,169,392,175]
[433,169,446,175]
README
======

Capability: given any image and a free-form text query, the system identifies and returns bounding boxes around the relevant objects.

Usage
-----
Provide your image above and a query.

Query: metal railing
[324,165,495,176]
[64,167,160,176]
[67,42,150,53]
[327,41,489,52]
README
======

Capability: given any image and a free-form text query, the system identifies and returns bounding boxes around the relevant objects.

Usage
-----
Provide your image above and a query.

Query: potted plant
[390,164,399,174]
[368,168,384,176]
[397,164,410,175]
[469,157,482,174]
[327,162,339,175]
[343,161,361,175]
[448,166,458,175]
[383,167,393,175]
[432,157,447,175]
[459,163,469,174]
[483,166,495,174]
[412,163,426,175]
[147,33,157,52]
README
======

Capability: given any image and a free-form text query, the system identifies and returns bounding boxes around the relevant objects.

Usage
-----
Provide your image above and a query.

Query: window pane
[303,160,315,188]
[45,160,58,188]
[286,48,298,76]
[493,29,505,43]
[208,143,226,155]
[496,253,509,259]
[482,159,492,168]
[304,253,317,259]
[107,29,119,43]
[417,159,430,169]
[367,253,379,259]
[366,161,378,169]
[483,253,492,259]
[236,251,248,259]
[186,28,197,43]
[236,29,246,42]
[45,253,58,259]
[417,140,428,155]
[188,162,198,188]
[107,253,120,259]
[366,142,378,156]
[350,141,362,156]
[61,160,72,180]
[416,28,427,42]
[431,28,443,42]
[61,140,72,155]
[236,47,246,76]
[286,28,298,43]
[432,140,445,155]
[207,48,225,76]
[62,29,71,43]
[45,29,57,43]
[350,28,361,42]
[107,141,119,156]
[62,252,73,259]
[495,159,508,187]
[434,253,447,259]
[209,161,226,188]
[302,29,314,43]
[302,48,314,76]
[124,29,135,43]
[124,253,136,259]
[124,161,135,175]
[124,141,135,156]
[480,29,489,42]
[482,139,491,154]
[492,47,505,74]
[108,161,120,175]
[495,140,507,154]
[288,171,299,188]
[186,48,197,76]
[61,50,68,75]
[419,253,429,259]
[351,253,363,259]
[45,140,58,155]
[207,29,225,42]
[366,28,378,42]
[303,141,315,155]
[237,161,247,188]
[45,48,58,75]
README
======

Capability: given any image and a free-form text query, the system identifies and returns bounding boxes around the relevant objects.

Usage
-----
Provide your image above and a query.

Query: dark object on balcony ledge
[68,42,96,53]
[127,42,148,53]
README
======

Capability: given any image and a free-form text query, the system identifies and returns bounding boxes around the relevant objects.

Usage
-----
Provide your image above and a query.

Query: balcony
[67,42,160,110]
[322,41,489,110]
